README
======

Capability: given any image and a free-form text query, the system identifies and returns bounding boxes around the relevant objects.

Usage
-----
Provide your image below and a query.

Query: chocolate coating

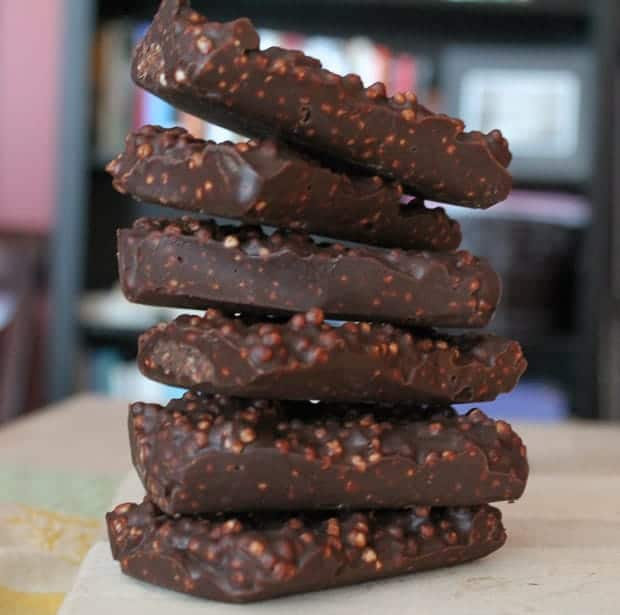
[107,499,506,603]
[138,309,527,403]
[132,0,512,208]
[108,126,461,251]
[130,392,529,514]
[118,217,499,328]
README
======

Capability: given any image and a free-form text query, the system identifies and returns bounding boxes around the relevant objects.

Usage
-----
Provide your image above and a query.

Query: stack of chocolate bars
[105,0,529,604]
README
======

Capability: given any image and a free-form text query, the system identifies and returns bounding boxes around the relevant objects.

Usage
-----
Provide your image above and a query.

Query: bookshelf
[48,0,620,420]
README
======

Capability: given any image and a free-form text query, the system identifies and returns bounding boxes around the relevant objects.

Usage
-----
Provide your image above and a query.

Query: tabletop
[1,395,619,614]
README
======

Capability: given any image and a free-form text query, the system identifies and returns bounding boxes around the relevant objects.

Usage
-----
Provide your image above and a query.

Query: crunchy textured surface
[138,309,527,403]
[129,392,529,513]
[118,217,499,328]
[106,499,506,603]
[131,0,512,208]
[108,126,461,251]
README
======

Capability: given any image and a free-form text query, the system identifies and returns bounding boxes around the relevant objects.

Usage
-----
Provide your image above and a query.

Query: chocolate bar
[138,309,527,403]
[108,126,461,251]
[130,392,529,514]
[118,218,499,328]
[132,0,512,207]
[107,499,506,603]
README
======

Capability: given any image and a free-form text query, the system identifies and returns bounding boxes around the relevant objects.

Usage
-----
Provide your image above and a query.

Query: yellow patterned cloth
[0,463,118,614]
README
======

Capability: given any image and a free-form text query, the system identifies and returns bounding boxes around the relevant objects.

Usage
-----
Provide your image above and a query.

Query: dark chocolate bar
[132,1,512,207]
[108,126,461,251]
[130,392,529,514]
[118,217,499,328]
[138,309,527,403]
[107,499,506,603]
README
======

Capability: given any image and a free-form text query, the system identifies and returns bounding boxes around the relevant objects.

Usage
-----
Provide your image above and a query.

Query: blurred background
[0,0,618,424]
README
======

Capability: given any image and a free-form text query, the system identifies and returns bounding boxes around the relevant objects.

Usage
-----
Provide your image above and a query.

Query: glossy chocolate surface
[109,126,461,250]
[118,217,499,327]
[138,309,527,403]
[130,392,528,513]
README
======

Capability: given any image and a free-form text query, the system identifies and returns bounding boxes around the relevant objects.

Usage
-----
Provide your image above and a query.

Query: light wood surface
[2,395,619,614]
[0,394,130,476]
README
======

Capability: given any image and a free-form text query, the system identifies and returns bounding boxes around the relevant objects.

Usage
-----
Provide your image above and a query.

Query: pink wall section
[0,0,62,233]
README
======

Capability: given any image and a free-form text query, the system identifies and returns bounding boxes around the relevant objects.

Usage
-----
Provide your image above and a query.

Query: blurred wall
[0,0,62,233]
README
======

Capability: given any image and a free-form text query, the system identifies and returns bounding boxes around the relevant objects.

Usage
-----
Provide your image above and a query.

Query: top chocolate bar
[132,0,513,208]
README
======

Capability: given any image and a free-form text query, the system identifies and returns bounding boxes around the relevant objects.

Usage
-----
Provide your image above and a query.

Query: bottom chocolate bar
[107,499,506,603]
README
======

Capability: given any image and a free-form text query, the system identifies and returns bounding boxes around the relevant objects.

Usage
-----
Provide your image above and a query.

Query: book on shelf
[93,22,432,161]
[94,22,134,163]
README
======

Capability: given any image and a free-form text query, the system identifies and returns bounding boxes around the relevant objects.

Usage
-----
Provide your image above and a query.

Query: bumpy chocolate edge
[108,126,461,251]
[107,499,506,603]
[138,309,527,403]
[130,392,529,513]
[118,217,499,328]
[131,0,512,207]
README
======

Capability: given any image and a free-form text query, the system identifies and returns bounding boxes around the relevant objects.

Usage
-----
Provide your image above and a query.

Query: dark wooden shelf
[99,0,588,19]
[202,0,588,17]
[81,324,141,352]
[98,0,588,45]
